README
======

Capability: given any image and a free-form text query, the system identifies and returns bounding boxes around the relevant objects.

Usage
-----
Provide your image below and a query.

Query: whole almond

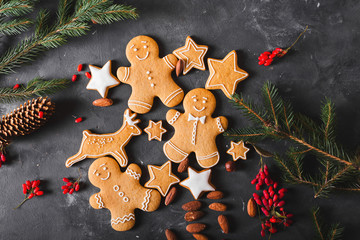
[177,158,189,173]
[186,223,206,233]
[92,98,113,107]
[209,202,227,212]
[218,215,229,234]
[247,198,257,217]
[193,233,208,240]
[175,59,184,77]
[165,229,177,240]
[206,191,224,200]
[184,211,204,222]
[182,201,201,211]
[165,187,177,206]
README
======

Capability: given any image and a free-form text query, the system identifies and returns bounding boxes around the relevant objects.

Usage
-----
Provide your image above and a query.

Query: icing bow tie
[188,114,206,124]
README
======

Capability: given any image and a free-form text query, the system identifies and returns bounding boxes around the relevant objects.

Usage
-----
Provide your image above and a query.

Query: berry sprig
[258,25,308,66]
[14,180,44,209]
[61,170,82,194]
[0,152,6,168]
[250,163,293,238]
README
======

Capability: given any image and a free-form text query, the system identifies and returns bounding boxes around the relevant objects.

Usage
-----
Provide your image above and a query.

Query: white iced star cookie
[86,60,120,98]
[180,167,215,199]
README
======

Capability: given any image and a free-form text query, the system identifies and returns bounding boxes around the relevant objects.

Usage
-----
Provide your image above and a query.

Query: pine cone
[0,97,55,150]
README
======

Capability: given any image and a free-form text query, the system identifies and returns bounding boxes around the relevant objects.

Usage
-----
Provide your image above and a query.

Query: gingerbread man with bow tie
[163,88,228,168]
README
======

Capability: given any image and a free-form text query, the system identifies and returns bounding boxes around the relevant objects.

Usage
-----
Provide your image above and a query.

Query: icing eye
[203,100,206,103]
[103,167,107,170]
[96,173,100,176]
[144,45,148,48]
[130,126,134,129]
[193,99,197,102]
[133,48,138,51]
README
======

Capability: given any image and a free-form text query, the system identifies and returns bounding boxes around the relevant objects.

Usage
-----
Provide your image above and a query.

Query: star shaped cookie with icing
[173,36,208,75]
[145,161,180,197]
[226,140,250,161]
[205,50,248,99]
[144,120,167,141]
[86,60,120,98]
[180,167,215,199]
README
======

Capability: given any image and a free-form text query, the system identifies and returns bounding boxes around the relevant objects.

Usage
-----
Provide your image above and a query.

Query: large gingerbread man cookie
[117,35,184,114]
[163,88,228,168]
[88,157,161,231]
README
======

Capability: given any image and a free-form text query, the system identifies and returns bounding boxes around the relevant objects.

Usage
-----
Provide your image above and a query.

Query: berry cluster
[258,48,286,66]
[61,177,80,194]
[0,152,6,168]
[251,165,293,237]
[15,180,44,209]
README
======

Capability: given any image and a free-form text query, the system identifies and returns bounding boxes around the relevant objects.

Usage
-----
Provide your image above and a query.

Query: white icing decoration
[143,45,148,48]
[216,118,225,133]
[101,171,110,181]
[202,100,206,103]
[126,168,141,180]
[179,167,215,200]
[148,76,152,80]
[118,191,124,197]
[206,51,249,97]
[103,167,107,170]
[130,44,134,49]
[141,41,147,43]
[96,173,100,176]
[93,169,97,175]
[193,105,205,112]
[94,193,105,208]
[168,111,180,125]
[141,189,152,211]
[133,48,138,51]
[193,99,197,102]
[163,56,175,69]
[146,71,150,74]
[150,83,155,87]
[123,197,129,202]
[128,100,151,110]
[136,51,149,60]
[111,213,135,225]
[188,114,206,145]
[163,88,183,105]
[86,60,119,98]
[196,152,220,168]
[113,185,119,191]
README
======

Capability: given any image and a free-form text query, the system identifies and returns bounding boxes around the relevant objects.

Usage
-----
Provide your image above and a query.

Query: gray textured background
[1,0,360,239]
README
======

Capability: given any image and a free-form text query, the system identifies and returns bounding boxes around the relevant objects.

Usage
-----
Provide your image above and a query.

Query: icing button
[148,77,152,80]
[151,83,155,87]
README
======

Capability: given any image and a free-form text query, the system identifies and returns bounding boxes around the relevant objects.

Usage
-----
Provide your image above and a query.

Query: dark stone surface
[1,0,360,239]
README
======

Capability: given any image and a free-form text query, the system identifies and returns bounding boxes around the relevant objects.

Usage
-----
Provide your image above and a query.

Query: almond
[209,202,227,212]
[247,198,257,217]
[218,215,229,234]
[186,223,206,233]
[92,98,113,107]
[184,211,204,222]
[182,201,201,211]
[175,59,184,77]
[206,191,224,200]
[193,233,208,240]
[165,229,177,240]
[165,186,177,206]
[177,158,189,173]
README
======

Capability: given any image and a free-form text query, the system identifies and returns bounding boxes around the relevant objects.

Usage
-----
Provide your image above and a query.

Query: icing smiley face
[89,158,118,187]
[93,163,111,181]
[183,88,216,117]
[126,36,159,63]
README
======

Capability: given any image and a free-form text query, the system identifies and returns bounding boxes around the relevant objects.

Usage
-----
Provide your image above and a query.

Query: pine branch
[321,99,336,142]
[0,0,138,75]
[0,0,35,17]
[0,78,70,103]
[311,207,343,240]
[224,127,268,142]
[0,18,32,35]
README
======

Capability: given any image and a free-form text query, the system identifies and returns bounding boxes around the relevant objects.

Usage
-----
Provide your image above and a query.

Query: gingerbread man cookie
[117,35,184,114]
[163,88,228,168]
[88,157,161,231]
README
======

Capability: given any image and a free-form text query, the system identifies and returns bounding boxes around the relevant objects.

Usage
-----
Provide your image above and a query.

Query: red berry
[35,191,44,196]
[26,180,31,187]
[33,187,40,193]
[263,190,269,199]
[63,189,69,194]
[251,178,257,184]
[75,183,80,192]
[38,111,44,118]
[263,51,271,55]
[261,207,269,216]
[268,199,273,206]
[264,61,272,66]
[61,185,68,190]
[269,227,277,234]
[75,117,83,123]
[77,64,83,72]
[63,178,70,183]
[273,194,278,202]
[262,198,268,208]
[258,61,265,65]
[256,184,261,191]
[253,193,260,200]
[269,191,275,197]
[269,53,276,59]
[277,201,285,207]
[69,188,74,194]
[270,217,277,223]
[255,198,262,205]
[264,178,270,185]
[13,84,20,90]
[261,229,266,237]
[273,182,278,189]
[85,72,91,79]
[66,182,73,186]
[279,188,288,194]
[72,74,77,82]
[28,193,34,199]
[280,207,284,212]
[22,184,27,194]
[279,192,285,199]
[0,153,5,162]
[265,221,271,227]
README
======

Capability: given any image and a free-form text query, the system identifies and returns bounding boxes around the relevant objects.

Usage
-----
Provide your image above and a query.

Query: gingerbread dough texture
[163,88,228,168]
[88,157,161,231]
[117,35,184,114]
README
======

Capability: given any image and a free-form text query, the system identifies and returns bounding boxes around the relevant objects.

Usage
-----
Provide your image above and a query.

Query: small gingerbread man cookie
[117,35,184,114]
[88,157,161,231]
[163,88,228,168]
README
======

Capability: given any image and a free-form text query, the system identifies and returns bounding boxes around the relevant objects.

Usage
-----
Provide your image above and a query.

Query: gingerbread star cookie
[86,60,120,98]
[145,161,180,197]
[227,140,250,161]
[173,36,208,75]
[205,50,249,99]
[88,157,161,231]
[180,167,215,199]
[144,120,167,141]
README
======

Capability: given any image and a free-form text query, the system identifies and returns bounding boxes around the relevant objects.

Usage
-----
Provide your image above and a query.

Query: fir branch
[0,0,138,75]
[0,78,70,103]
[321,99,335,142]
[0,0,35,17]
[312,207,343,240]
[0,18,32,35]
[224,127,267,142]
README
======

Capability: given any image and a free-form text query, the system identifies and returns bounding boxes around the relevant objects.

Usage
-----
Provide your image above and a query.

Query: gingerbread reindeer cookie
[163,88,228,168]
[88,157,161,231]
[117,35,184,114]
[65,109,141,168]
